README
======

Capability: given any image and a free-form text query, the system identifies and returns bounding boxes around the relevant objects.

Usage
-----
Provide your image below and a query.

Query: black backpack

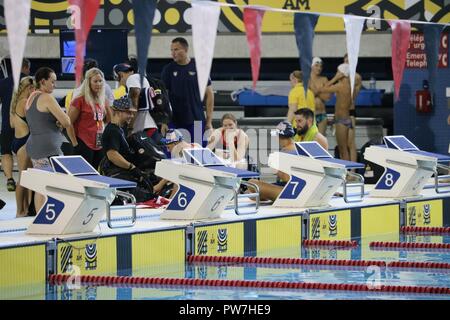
[136,77,172,129]
[127,131,167,170]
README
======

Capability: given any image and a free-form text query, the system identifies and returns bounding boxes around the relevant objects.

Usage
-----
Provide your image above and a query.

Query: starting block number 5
[45,203,57,221]
[34,197,65,225]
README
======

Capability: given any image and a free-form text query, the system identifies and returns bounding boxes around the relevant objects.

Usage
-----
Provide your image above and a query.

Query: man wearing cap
[247,121,297,202]
[309,57,331,136]
[153,129,201,197]
[101,96,148,185]
[161,37,215,147]
[113,63,159,140]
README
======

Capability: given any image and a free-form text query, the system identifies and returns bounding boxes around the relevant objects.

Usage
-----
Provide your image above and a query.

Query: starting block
[155,148,260,220]
[268,142,365,208]
[20,156,137,235]
[364,135,450,198]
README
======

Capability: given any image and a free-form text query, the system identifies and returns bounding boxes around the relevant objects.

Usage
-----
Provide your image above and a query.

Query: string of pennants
[4,0,449,101]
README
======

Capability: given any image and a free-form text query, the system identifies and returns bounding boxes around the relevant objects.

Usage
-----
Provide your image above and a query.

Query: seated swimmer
[247,121,296,202]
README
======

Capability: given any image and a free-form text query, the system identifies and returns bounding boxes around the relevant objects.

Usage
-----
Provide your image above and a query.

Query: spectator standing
[0,58,31,191]
[25,67,71,212]
[161,37,215,146]
[67,68,111,169]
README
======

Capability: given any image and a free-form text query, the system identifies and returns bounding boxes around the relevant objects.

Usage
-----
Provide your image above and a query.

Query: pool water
[41,233,450,300]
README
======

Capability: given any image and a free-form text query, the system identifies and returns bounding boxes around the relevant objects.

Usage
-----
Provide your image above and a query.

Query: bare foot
[16,213,28,218]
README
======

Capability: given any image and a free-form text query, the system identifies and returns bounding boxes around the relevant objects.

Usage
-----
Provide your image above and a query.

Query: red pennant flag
[388,20,411,101]
[244,8,265,90]
[68,0,101,86]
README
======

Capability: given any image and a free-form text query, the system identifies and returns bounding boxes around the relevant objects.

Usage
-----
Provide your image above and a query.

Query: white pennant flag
[5,0,31,90]
[343,15,365,97]
[191,0,220,99]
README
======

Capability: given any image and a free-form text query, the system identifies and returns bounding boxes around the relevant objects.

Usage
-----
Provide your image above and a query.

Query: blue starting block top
[50,156,137,189]
[182,148,259,178]
[384,135,450,162]
[212,165,260,178]
[183,148,226,167]
[295,142,365,169]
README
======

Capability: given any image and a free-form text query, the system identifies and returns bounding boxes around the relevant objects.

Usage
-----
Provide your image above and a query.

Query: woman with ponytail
[10,76,34,217]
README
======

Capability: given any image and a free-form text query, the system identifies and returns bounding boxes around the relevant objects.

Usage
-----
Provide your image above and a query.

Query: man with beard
[293,108,328,150]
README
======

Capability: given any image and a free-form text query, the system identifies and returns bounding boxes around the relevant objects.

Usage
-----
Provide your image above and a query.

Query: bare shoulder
[319,76,329,84]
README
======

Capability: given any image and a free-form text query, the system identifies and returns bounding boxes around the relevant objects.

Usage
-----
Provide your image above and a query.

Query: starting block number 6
[178,192,188,208]
[167,185,196,211]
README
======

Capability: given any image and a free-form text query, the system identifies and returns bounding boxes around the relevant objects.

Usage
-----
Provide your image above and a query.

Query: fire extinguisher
[415,80,432,113]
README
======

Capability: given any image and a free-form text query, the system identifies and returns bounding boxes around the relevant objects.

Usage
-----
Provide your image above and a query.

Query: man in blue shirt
[0,58,31,191]
[161,37,214,147]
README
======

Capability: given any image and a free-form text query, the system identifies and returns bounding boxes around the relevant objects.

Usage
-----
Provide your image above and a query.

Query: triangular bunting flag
[293,13,319,95]
[4,0,31,90]
[132,0,157,86]
[191,1,221,99]
[68,0,101,86]
[343,15,365,97]
[388,20,411,101]
[244,8,265,90]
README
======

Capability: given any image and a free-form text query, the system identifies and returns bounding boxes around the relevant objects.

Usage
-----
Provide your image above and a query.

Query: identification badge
[95,131,103,148]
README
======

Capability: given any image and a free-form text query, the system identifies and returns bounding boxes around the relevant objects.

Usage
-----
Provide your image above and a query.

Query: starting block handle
[107,190,137,229]
[343,171,365,203]
[435,163,450,194]
[234,180,259,215]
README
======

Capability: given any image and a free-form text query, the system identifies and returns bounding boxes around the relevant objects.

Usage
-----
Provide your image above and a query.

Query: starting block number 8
[376,168,400,190]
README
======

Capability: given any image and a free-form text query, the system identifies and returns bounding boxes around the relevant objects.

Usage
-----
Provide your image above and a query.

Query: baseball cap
[111,96,134,111]
[312,57,323,66]
[161,129,184,145]
[271,121,295,138]
[114,63,133,73]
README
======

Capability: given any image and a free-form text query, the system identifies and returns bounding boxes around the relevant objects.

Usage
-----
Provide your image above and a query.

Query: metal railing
[343,171,365,203]
[435,163,450,194]
[107,191,137,229]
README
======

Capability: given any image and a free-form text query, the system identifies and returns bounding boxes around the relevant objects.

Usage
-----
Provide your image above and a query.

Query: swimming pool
[43,233,450,300]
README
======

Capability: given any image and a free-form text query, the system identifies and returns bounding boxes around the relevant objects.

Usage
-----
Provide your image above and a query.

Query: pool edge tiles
[0,243,47,299]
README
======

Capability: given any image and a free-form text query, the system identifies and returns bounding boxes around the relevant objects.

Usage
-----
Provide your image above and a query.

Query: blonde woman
[9,76,34,217]
[207,113,249,169]
[67,68,111,169]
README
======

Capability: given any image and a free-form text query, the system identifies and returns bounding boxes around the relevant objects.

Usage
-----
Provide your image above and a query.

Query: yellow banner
[218,0,449,32]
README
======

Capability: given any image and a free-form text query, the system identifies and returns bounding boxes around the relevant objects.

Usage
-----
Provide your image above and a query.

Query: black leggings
[75,138,104,170]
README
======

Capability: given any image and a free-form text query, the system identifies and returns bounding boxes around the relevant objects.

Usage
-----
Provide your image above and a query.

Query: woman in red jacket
[67,68,111,169]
